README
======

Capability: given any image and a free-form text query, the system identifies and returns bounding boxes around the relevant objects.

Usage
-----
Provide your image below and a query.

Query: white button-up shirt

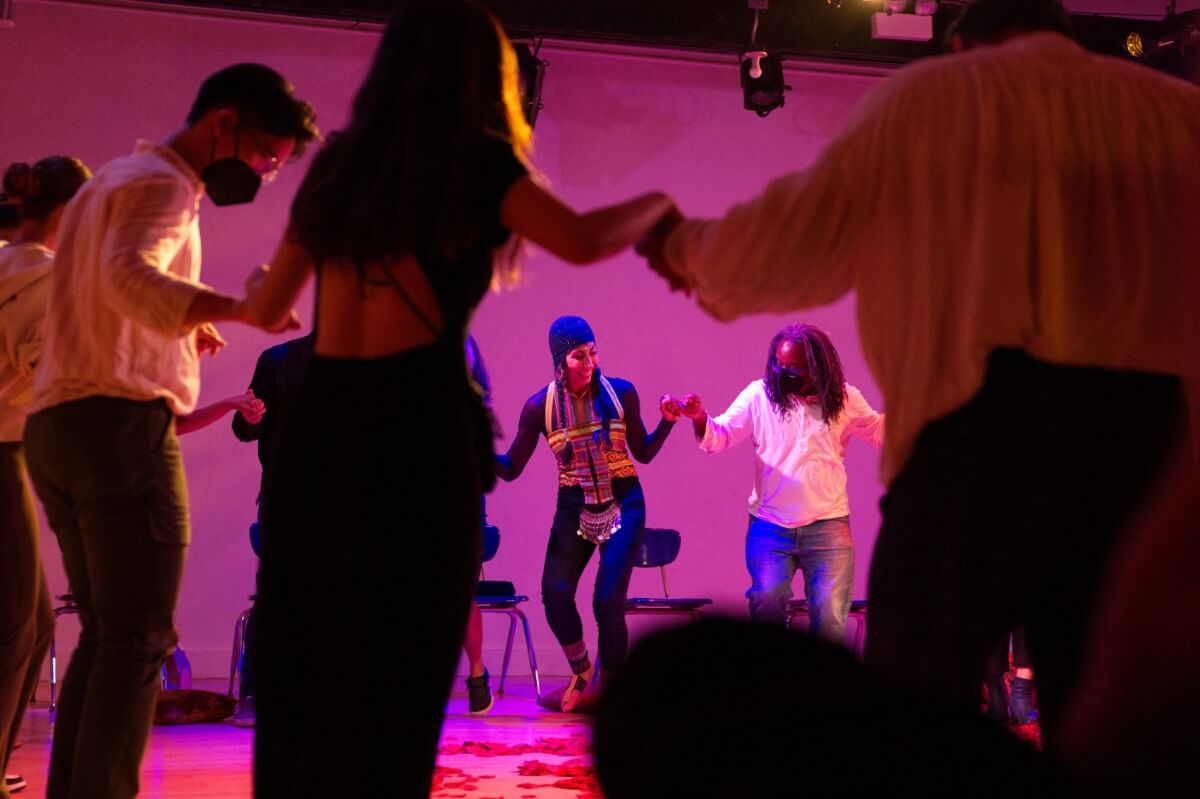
[31,141,207,416]
[664,33,1200,484]
[700,381,884,528]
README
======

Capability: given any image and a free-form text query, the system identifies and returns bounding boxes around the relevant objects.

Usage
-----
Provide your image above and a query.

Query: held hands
[231,389,266,425]
[636,206,691,295]
[659,394,684,423]
[679,393,706,421]
[243,264,302,334]
[196,323,227,357]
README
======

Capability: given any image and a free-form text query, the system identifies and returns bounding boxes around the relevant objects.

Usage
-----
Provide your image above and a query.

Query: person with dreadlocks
[679,323,883,641]
[496,316,681,711]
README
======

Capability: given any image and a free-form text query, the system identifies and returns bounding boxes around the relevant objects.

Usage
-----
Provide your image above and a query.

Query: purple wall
[2,0,887,676]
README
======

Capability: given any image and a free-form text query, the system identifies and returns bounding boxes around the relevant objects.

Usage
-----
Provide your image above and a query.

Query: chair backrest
[482,524,501,563]
[635,528,681,568]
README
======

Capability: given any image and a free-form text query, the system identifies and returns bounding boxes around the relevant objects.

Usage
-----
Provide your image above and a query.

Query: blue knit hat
[548,316,595,367]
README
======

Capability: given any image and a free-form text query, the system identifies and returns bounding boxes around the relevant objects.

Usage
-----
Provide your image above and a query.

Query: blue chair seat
[475,580,517,599]
[625,597,714,611]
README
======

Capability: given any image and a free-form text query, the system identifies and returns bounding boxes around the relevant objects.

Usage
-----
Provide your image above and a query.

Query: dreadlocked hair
[763,323,847,425]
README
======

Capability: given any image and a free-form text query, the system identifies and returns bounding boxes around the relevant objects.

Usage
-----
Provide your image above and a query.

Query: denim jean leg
[745,516,797,625]
[796,517,855,645]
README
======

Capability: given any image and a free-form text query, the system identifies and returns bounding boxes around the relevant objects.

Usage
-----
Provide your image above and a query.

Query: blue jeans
[745,515,855,643]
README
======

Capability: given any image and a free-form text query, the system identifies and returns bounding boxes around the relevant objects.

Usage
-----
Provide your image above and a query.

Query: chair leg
[49,633,58,712]
[514,607,541,701]
[498,612,518,696]
[228,612,248,697]
[852,613,867,659]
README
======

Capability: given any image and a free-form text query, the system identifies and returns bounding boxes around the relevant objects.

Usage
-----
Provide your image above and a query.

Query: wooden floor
[7,678,598,798]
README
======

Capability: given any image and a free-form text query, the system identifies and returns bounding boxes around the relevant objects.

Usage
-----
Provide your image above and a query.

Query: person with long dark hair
[243,2,676,793]
[0,156,90,799]
[679,323,883,639]
[495,316,680,711]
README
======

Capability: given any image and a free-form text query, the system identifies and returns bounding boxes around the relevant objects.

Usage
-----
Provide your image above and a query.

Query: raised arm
[618,381,677,465]
[693,383,757,455]
[244,232,311,332]
[495,391,546,482]
[499,178,676,266]
[841,385,885,449]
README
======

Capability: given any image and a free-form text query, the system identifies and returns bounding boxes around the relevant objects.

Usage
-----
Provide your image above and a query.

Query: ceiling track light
[740,0,790,118]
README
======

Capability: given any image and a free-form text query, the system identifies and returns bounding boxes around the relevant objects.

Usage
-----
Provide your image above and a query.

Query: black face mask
[201,130,261,206]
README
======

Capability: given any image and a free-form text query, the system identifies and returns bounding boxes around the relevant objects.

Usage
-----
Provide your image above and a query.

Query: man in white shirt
[639,0,1197,749]
[681,324,883,642]
[22,64,316,799]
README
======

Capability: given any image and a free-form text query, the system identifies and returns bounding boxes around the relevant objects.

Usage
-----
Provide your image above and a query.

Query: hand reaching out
[636,206,691,295]
[196,323,226,357]
[680,393,705,421]
[232,389,266,425]
[659,394,683,423]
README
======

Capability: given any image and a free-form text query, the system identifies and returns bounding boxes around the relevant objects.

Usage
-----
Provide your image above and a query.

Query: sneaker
[231,696,256,728]
[6,774,27,793]
[466,670,494,715]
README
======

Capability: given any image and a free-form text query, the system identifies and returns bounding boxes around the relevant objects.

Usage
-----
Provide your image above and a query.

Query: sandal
[560,671,590,713]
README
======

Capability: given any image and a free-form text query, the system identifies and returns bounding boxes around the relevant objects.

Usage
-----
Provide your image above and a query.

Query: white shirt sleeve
[100,177,204,337]
[699,381,759,454]
[841,384,884,449]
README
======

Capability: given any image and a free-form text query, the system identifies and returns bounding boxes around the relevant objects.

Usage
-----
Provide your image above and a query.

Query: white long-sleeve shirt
[665,33,1200,485]
[0,243,53,441]
[30,141,207,416]
[700,381,884,528]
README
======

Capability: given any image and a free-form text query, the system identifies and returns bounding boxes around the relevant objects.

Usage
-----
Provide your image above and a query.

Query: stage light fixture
[513,41,546,128]
[740,0,790,117]
[1123,18,1200,60]
[741,51,789,116]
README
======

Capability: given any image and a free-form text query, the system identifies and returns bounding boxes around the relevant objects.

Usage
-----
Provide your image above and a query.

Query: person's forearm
[176,398,236,435]
[580,193,674,263]
[183,289,248,331]
[635,417,676,463]
[692,415,708,439]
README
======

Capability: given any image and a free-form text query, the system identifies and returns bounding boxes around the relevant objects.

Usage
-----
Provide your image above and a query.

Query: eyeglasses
[248,132,281,184]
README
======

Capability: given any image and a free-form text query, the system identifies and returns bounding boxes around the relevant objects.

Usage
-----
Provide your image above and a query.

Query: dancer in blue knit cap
[497,316,682,711]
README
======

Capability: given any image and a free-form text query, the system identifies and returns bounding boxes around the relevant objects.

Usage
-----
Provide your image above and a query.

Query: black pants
[542,478,646,669]
[0,442,53,792]
[254,348,482,798]
[865,349,1185,751]
[25,398,188,799]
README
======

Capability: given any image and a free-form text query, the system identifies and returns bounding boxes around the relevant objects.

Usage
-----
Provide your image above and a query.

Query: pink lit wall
[1,0,886,677]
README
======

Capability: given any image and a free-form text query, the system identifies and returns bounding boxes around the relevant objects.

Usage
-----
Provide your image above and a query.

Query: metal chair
[227,522,260,697]
[624,528,712,620]
[227,598,255,697]
[784,599,869,657]
[49,592,171,711]
[475,524,542,699]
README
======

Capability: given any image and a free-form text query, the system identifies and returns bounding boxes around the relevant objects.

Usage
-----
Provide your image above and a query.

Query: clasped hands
[636,204,692,296]
[658,393,706,424]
